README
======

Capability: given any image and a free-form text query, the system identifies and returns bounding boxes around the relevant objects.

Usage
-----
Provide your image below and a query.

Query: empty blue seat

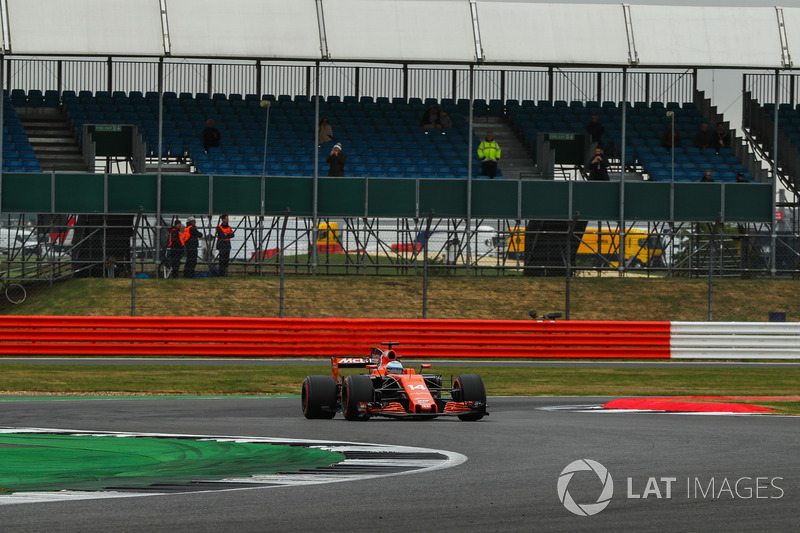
[3,160,23,171]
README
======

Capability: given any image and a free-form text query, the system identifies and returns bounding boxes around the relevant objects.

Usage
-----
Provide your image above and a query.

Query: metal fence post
[131,207,143,317]
[422,210,433,319]
[279,208,290,318]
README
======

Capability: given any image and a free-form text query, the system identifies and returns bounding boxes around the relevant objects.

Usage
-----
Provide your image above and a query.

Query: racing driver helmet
[386,360,404,375]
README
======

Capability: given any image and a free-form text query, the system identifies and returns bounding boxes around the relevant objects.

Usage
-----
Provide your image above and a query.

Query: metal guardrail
[3,317,798,359]
[0,316,671,358]
[6,57,695,108]
[671,322,800,359]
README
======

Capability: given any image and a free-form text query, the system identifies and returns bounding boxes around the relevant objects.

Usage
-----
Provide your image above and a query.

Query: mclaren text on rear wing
[331,357,371,380]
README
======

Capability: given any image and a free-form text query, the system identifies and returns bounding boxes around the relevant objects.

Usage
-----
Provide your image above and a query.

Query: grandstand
[3,87,761,183]
[0,0,796,280]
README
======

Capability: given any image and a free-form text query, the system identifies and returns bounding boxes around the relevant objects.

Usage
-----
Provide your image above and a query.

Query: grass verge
[0,363,798,414]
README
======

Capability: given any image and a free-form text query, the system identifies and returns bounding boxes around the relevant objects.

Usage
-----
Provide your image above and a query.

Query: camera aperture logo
[557,459,614,516]
[557,460,785,516]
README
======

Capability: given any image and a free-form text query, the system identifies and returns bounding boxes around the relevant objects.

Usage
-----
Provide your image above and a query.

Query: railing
[0,316,671,358]
[4,57,695,106]
[1,317,797,358]
[670,322,800,359]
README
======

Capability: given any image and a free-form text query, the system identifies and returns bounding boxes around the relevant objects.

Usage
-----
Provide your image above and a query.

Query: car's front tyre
[343,375,374,421]
[453,374,487,421]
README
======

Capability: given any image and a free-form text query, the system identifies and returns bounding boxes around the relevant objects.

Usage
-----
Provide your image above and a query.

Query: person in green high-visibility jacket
[477,131,501,179]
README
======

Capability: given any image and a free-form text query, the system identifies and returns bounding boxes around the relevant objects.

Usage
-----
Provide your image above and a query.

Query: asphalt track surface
[2,395,798,532]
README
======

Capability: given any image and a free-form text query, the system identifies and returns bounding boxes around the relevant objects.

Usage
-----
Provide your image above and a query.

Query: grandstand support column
[667,110,675,222]
[0,55,4,187]
[618,67,628,274]
[258,98,271,276]
[312,62,321,271]
[771,69,780,277]
[106,57,112,95]
[466,65,474,272]
[467,64,474,182]
[313,61,320,180]
[156,58,164,268]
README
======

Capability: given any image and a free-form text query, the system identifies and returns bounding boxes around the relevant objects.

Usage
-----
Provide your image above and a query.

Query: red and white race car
[301,342,488,421]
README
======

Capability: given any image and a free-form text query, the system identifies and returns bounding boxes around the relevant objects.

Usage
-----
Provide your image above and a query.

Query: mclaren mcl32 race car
[301,342,488,421]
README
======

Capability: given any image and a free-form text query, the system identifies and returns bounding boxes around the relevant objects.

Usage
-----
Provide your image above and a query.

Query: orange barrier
[0,317,671,358]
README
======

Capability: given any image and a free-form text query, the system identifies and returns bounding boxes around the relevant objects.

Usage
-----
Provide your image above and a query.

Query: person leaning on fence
[183,216,203,278]
[215,214,235,276]
[166,220,184,278]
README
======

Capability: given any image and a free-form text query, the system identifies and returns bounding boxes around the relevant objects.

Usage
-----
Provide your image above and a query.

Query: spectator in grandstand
[585,113,606,149]
[585,146,610,181]
[202,118,221,153]
[421,104,446,134]
[183,216,203,278]
[714,122,731,154]
[327,143,346,177]
[477,131,502,178]
[735,171,749,183]
[440,109,452,132]
[694,122,714,153]
[318,117,334,147]
[215,214,235,277]
[660,123,681,154]
[166,220,184,278]
[700,170,714,182]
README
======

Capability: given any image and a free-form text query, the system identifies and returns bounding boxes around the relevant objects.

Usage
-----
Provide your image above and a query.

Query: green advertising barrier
[624,181,671,221]
[212,175,262,215]
[1,173,51,212]
[161,174,210,214]
[572,181,620,220]
[724,182,774,222]
[108,174,158,213]
[318,178,365,216]
[419,179,467,218]
[673,182,723,222]
[367,178,416,217]
[54,174,105,213]
[264,176,313,216]
[471,179,518,218]
[521,181,569,219]
[0,172,776,224]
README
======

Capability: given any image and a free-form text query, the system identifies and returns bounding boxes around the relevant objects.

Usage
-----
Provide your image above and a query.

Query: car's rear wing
[331,356,371,380]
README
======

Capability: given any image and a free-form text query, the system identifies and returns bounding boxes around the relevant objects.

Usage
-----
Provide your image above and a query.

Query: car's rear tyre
[453,374,487,421]
[343,375,373,421]
[301,375,337,419]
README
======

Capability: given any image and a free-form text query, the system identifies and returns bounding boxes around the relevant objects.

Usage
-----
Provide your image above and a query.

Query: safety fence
[671,322,800,360]
[1,317,796,358]
[0,316,671,358]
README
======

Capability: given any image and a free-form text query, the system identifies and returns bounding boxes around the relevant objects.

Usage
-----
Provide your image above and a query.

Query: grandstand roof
[1,0,796,69]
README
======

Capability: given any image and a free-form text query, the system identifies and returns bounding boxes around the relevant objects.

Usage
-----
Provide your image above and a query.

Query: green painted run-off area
[0,433,344,493]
